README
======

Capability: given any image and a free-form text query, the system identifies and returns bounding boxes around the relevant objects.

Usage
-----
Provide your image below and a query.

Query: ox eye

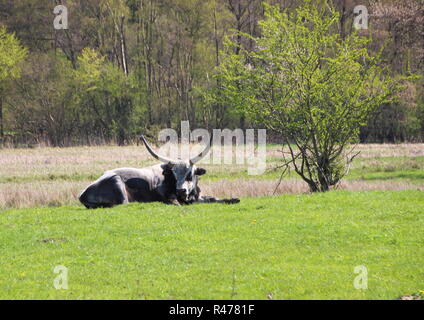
[186,173,192,181]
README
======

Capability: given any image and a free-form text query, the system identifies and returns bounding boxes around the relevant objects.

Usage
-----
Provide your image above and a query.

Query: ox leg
[167,199,181,206]
[164,194,181,206]
[195,196,240,204]
[79,174,129,209]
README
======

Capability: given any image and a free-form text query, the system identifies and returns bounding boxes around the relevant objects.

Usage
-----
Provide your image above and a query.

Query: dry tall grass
[267,143,424,159]
[1,178,422,210]
[0,144,423,209]
[354,143,424,158]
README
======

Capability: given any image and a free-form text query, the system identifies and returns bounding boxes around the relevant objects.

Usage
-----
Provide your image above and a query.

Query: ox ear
[162,163,174,174]
[195,168,206,176]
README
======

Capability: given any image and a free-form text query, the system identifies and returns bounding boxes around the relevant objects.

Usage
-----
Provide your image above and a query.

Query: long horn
[140,135,176,165]
[190,134,213,165]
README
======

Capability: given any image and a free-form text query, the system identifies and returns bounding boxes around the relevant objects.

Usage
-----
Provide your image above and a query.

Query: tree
[361,0,424,142]
[8,53,77,146]
[0,0,421,146]
[74,48,135,145]
[216,0,403,192]
[0,26,27,145]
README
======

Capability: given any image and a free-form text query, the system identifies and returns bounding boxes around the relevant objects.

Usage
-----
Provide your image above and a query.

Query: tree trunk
[119,16,129,76]
[0,91,3,147]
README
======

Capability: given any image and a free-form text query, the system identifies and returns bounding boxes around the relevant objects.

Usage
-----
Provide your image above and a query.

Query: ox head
[140,135,211,203]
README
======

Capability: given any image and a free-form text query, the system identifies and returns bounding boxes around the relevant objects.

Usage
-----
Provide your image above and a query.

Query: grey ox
[78,136,240,208]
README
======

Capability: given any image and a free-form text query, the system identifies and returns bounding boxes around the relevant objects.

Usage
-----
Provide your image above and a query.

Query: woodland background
[0,0,423,146]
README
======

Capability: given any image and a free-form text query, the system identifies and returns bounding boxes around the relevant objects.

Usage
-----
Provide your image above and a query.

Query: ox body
[79,136,239,208]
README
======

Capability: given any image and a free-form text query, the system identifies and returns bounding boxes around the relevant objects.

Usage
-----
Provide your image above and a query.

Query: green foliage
[6,53,78,146]
[75,48,105,92]
[74,48,137,144]
[0,26,27,144]
[0,190,423,299]
[0,26,27,83]
[216,1,404,191]
[0,0,422,145]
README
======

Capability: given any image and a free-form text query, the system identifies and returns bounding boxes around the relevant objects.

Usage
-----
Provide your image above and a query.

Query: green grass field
[1,190,423,300]
[1,144,423,299]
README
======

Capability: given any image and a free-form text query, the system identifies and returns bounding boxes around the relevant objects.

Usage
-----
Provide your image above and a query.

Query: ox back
[79,164,177,209]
